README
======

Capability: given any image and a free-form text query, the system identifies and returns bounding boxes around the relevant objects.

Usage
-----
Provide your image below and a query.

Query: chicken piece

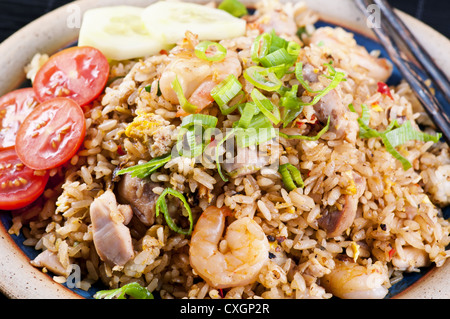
[222,146,270,178]
[318,172,365,238]
[31,250,71,277]
[116,174,159,226]
[90,189,134,267]
[313,90,359,144]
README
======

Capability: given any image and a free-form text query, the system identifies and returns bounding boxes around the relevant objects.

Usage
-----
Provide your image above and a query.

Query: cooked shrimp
[321,258,390,299]
[310,27,392,82]
[189,206,270,289]
[159,32,242,117]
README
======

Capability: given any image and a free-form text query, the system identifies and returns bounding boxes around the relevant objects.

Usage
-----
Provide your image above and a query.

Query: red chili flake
[117,145,126,155]
[388,248,396,260]
[159,49,168,55]
[218,289,224,298]
[377,82,393,100]
[310,114,318,124]
[295,121,304,128]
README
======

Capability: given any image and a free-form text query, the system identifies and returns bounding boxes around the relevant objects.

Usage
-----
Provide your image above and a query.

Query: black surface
[0,0,448,301]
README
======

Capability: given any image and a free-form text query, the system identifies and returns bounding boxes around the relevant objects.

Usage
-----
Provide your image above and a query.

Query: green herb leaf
[279,163,304,191]
[194,41,227,62]
[218,0,248,17]
[116,154,171,179]
[171,75,198,114]
[94,282,154,299]
[156,188,193,235]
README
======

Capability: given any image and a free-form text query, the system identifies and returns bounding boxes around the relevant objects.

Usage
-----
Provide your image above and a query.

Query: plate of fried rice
[0,0,449,299]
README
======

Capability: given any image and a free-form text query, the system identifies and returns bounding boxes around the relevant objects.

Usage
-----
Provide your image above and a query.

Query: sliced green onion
[216,129,236,182]
[194,41,227,62]
[218,0,248,17]
[211,74,243,115]
[278,115,331,140]
[156,188,193,235]
[268,30,289,53]
[282,69,345,127]
[243,66,282,91]
[144,85,151,93]
[287,41,301,58]
[279,163,304,191]
[94,282,154,299]
[348,104,441,171]
[260,48,296,70]
[251,88,281,125]
[384,120,441,148]
[280,85,299,109]
[237,102,257,129]
[176,126,204,158]
[181,114,218,129]
[295,62,322,93]
[116,154,171,179]
[298,71,345,107]
[177,115,217,158]
[380,133,412,170]
[235,125,276,148]
[171,76,198,114]
[251,33,272,63]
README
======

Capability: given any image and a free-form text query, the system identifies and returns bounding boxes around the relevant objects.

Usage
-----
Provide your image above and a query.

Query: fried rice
[9,0,450,299]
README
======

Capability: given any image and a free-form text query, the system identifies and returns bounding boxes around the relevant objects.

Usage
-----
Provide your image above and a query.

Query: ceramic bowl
[0,0,448,299]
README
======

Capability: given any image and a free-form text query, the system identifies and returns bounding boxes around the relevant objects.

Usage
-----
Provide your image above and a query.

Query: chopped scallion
[259,48,296,77]
[156,188,193,235]
[216,129,236,182]
[94,282,154,299]
[177,114,218,158]
[218,0,248,17]
[116,154,171,179]
[384,120,441,148]
[236,102,257,128]
[194,41,227,62]
[251,33,272,63]
[211,74,243,115]
[251,88,281,125]
[295,62,321,93]
[171,76,198,114]
[349,103,442,170]
[243,66,282,91]
[279,163,304,191]
[181,114,218,129]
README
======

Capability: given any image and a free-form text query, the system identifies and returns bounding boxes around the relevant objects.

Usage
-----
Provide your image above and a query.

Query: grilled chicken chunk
[90,189,134,267]
[116,173,159,226]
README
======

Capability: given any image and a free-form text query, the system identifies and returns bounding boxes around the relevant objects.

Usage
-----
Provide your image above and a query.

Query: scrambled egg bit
[125,110,165,142]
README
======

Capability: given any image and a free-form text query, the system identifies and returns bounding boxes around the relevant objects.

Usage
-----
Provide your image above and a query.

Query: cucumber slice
[141,1,246,44]
[78,6,170,61]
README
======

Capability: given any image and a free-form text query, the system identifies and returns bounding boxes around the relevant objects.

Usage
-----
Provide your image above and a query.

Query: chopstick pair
[355,0,450,145]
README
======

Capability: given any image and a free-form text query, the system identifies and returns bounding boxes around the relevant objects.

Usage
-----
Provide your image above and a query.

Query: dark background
[0,0,449,43]
[0,0,448,300]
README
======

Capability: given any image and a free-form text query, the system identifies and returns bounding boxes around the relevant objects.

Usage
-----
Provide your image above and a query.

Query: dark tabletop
[0,0,448,301]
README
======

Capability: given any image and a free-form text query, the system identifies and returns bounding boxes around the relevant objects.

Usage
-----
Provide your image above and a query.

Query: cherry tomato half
[33,46,110,107]
[0,88,39,149]
[0,147,49,210]
[15,97,86,170]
